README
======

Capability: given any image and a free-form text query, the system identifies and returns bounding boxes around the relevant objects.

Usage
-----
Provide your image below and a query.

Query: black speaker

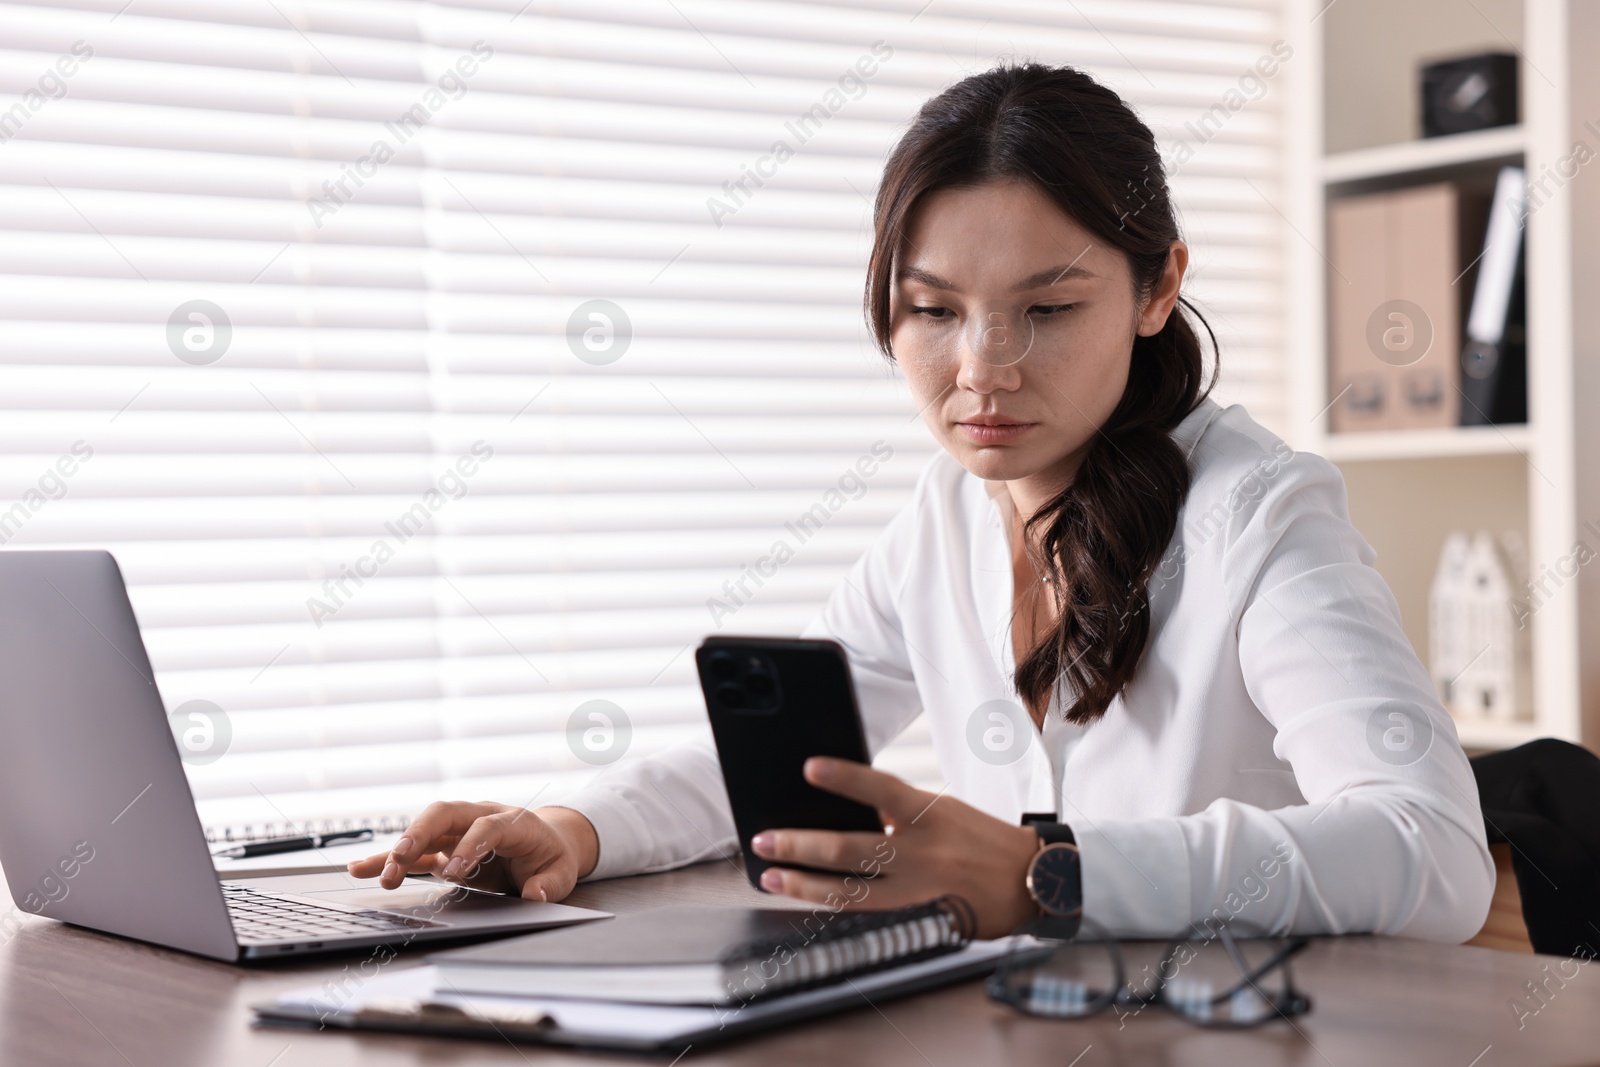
[1421,53,1518,138]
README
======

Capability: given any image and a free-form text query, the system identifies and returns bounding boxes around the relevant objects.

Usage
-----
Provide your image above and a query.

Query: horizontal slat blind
[0,0,1287,837]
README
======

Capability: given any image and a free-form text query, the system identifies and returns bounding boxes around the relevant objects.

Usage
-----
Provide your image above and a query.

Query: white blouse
[561,397,1495,942]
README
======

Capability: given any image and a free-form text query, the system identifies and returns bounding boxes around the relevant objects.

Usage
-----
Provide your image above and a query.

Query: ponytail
[1016,296,1214,722]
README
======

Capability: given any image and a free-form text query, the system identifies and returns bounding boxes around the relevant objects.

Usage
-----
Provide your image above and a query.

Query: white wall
[1323,0,1524,152]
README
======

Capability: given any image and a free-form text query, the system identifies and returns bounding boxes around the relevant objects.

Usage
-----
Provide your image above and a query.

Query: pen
[211,829,374,859]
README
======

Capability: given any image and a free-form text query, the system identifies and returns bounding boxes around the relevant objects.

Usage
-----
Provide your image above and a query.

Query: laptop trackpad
[313,883,465,910]
[239,872,514,912]
[235,872,611,928]
[300,880,608,925]
[301,881,547,921]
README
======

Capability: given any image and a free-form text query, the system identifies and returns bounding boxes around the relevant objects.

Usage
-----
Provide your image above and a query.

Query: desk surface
[4,859,1598,1067]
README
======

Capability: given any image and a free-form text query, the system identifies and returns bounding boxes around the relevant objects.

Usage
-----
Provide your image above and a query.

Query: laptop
[0,549,609,961]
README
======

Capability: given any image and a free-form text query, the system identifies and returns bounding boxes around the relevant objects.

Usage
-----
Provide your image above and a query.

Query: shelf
[1302,3,1592,751]
[1322,125,1526,186]
[1454,715,1544,752]
[1319,424,1533,462]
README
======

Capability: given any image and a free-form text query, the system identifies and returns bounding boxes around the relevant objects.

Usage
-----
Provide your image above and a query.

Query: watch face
[1029,843,1082,916]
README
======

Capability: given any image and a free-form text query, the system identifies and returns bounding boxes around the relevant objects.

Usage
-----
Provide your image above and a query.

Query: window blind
[0,0,1290,838]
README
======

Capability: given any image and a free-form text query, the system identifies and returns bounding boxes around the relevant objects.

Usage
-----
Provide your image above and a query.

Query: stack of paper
[255,940,1043,1052]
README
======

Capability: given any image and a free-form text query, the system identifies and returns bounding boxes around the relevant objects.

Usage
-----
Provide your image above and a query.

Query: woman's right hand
[346,802,600,903]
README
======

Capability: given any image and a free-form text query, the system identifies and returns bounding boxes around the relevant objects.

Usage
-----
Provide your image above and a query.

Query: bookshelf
[1285,0,1599,751]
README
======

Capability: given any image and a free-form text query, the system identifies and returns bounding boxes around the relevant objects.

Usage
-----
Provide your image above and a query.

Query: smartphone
[695,635,883,891]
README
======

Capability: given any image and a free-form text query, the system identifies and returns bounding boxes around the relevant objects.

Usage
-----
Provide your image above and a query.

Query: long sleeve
[1073,449,1495,942]
[558,729,737,881]
[559,405,1497,940]
[558,494,927,881]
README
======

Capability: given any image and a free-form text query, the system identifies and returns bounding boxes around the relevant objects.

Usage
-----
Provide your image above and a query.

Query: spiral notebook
[430,898,975,1006]
[207,815,411,879]
[202,814,411,844]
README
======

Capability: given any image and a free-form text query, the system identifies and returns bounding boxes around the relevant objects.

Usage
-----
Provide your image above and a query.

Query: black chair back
[1472,738,1600,957]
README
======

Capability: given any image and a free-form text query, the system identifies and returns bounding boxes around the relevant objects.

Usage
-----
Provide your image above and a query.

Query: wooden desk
[3,859,1599,1067]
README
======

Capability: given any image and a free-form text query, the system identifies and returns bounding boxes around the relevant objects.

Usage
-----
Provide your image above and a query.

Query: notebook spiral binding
[722,895,976,1004]
[202,814,412,845]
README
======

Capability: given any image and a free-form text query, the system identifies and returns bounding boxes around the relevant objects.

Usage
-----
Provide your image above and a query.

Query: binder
[1458,165,1528,426]
[1326,182,1488,433]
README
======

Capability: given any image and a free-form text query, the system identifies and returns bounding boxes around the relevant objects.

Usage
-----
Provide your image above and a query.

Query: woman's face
[890,179,1185,498]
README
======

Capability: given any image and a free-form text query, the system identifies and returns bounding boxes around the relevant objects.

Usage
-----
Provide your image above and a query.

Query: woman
[352,63,1493,942]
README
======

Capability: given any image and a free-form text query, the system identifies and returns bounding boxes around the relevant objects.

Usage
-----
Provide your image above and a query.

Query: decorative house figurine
[1428,530,1531,721]
[1428,532,1473,703]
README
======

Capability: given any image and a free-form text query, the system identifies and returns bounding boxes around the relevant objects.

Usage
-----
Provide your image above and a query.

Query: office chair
[1471,738,1600,958]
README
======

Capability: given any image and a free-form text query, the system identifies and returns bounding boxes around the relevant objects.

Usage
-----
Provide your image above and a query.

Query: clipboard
[253,939,1050,1053]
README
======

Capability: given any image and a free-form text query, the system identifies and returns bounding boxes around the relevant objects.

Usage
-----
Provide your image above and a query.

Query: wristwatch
[1021,814,1082,939]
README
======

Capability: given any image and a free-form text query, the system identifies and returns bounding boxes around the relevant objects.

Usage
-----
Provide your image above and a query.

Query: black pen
[211,829,374,859]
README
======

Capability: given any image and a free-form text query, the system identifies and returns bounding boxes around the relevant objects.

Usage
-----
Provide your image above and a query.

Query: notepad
[429,899,972,1006]
[212,832,402,879]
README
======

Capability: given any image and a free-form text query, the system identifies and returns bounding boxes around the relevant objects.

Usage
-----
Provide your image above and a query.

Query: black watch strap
[1021,813,1082,939]
[1022,812,1077,847]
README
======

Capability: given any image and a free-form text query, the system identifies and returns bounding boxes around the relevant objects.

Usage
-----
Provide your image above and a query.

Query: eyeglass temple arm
[1212,934,1313,1004]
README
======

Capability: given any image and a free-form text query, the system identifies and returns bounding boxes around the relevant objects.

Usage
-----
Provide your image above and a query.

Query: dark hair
[864,62,1217,724]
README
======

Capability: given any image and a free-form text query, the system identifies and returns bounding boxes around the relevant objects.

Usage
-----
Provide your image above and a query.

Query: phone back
[696,636,882,890]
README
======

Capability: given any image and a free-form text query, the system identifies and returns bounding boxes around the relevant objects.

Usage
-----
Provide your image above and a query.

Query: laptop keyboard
[222,882,443,942]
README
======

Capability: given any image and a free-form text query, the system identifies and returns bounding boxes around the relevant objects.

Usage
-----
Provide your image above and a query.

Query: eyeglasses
[985,916,1313,1029]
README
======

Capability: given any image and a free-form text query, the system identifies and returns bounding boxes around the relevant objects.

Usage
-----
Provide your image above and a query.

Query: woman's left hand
[750,756,1044,939]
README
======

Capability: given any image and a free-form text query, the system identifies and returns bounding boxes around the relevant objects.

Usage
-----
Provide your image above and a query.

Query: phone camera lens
[704,649,781,713]
[707,651,739,680]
